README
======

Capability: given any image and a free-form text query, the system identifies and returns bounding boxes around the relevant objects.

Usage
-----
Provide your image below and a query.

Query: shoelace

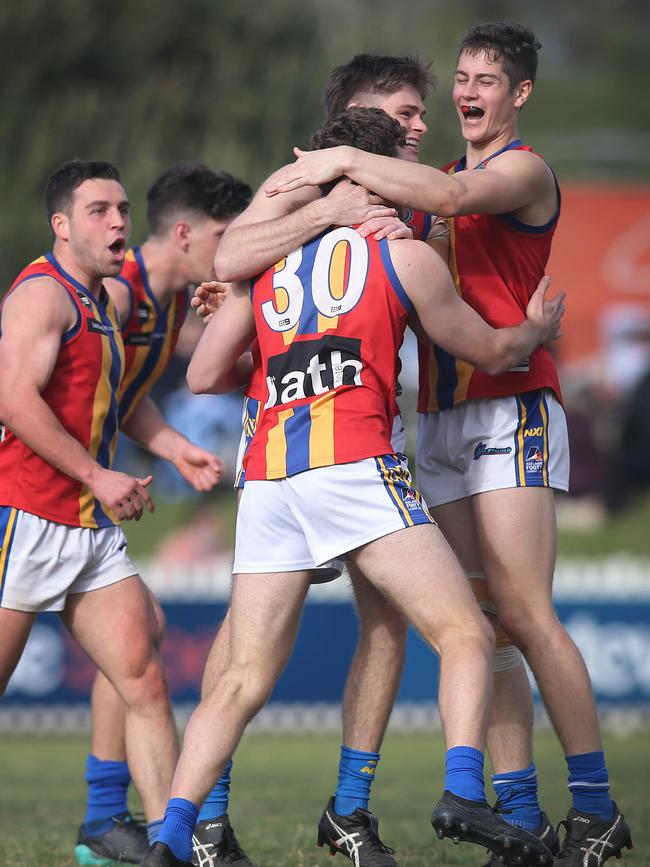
[491,789,520,817]
[554,818,582,860]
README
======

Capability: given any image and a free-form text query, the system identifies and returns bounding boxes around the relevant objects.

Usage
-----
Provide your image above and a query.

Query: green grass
[0,731,646,866]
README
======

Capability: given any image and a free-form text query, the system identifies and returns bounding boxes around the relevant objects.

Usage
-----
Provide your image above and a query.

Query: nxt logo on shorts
[524,427,544,437]
[473,441,512,460]
[265,336,362,408]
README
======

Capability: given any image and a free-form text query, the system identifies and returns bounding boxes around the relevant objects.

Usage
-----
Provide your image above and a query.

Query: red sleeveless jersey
[0,254,125,528]
[417,141,562,413]
[243,227,411,480]
[244,213,431,404]
[116,247,188,422]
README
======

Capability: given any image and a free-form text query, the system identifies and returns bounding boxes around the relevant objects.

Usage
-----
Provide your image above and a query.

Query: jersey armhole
[2,273,82,343]
[111,275,134,329]
[378,240,413,312]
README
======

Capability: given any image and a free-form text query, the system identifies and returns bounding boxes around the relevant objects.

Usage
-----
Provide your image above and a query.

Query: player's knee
[120,655,170,710]
[214,662,275,719]
[496,604,559,652]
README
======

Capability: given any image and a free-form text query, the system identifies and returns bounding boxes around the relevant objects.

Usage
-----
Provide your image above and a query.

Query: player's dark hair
[45,160,121,219]
[310,107,404,196]
[147,163,252,235]
[459,21,541,87]
[323,54,436,117]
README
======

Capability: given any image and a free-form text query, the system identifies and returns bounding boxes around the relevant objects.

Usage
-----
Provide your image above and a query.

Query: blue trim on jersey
[91,298,124,527]
[112,274,135,329]
[379,239,412,312]
[284,405,312,476]
[0,506,19,604]
[434,346,458,411]
[499,176,562,234]
[456,141,561,234]
[422,213,433,239]
[4,269,83,343]
[295,240,320,336]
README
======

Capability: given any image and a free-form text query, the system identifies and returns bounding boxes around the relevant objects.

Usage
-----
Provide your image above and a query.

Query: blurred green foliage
[1,0,649,288]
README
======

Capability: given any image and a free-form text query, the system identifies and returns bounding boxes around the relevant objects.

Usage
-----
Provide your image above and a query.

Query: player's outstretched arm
[187,281,255,395]
[122,396,225,492]
[214,171,397,283]
[392,241,564,375]
[266,145,555,218]
[0,280,153,521]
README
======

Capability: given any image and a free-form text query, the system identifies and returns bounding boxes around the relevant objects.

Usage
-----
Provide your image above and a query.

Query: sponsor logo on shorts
[524,426,544,437]
[401,488,422,512]
[473,441,512,460]
[525,444,543,473]
[265,335,362,408]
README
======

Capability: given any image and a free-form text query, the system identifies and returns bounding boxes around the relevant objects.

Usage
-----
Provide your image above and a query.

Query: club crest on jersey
[473,441,512,460]
[264,335,362,408]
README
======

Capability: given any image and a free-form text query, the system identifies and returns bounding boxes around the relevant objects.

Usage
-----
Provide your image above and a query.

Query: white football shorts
[416,388,570,508]
[233,454,433,575]
[0,507,138,612]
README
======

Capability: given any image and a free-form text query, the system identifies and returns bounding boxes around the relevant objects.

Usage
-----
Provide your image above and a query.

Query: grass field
[0,730,646,866]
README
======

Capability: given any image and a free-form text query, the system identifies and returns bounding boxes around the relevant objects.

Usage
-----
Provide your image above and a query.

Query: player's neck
[139,237,187,307]
[51,244,103,297]
[464,125,520,170]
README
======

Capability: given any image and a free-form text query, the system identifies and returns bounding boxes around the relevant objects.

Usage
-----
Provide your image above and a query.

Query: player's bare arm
[187,282,255,394]
[267,145,556,222]
[214,170,398,283]
[390,240,564,375]
[122,395,224,492]
[0,279,153,521]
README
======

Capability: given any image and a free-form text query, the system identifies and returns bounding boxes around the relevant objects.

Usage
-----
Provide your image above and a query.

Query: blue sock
[198,759,233,821]
[334,746,380,815]
[147,819,163,844]
[566,751,614,819]
[83,754,131,835]
[158,798,199,862]
[445,746,486,803]
[492,763,542,830]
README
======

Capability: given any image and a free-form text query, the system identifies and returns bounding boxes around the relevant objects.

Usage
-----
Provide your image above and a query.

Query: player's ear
[51,211,70,242]
[513,79,532,109]
[172,220,191,252]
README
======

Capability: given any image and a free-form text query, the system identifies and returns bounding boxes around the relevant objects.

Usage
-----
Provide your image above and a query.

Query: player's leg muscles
[62,575,179,822]
[473,487,602,755]
[169,570,312,806]
[432,497,534,773]
[0,608,36,694]
[343,562,407,751]
[348,523,493,749]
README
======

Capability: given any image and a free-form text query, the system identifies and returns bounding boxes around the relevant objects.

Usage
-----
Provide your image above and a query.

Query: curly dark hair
[45,160,121,218]
[147,163,252,235]
[459,21,541,87]
[323,54,436,118]
[311,106,405,155]
[310,107,404,196]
